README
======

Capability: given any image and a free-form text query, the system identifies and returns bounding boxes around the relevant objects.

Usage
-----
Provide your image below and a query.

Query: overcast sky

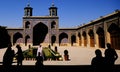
[0,0,119,28]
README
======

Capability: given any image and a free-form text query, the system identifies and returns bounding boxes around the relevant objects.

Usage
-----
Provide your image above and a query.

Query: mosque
[4,3,120,50]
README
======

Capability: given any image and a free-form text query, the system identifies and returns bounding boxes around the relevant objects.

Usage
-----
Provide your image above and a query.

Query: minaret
[49,3,58,16]
[24,3,33,16]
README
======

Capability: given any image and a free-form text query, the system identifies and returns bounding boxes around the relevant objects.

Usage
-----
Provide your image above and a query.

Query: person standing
[3,44,15,72]
[37,45,43,58]
[16,44,24,66]
[91,49,105,72]
[104,43,118,72]
[35,52,44,72]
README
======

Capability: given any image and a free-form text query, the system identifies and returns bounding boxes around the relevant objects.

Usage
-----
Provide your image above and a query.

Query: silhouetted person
[91,49,104,72]
[64,49,70,61]
[35,52,44,72]
[54,46,58,52]
[3,44,15,72]
[48,45,51,49]
[104,43,118,72]
[16,44,24,66]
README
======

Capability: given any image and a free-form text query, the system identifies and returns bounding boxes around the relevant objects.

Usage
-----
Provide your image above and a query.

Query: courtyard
[0,46,120,65]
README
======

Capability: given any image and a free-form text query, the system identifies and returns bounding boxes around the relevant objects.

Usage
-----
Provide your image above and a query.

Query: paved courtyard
[0,46,120,65]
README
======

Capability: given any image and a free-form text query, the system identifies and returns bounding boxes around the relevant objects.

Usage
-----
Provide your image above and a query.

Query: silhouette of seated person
[91,49,104,72]
[64,49,70,61]
[35,52,44,72]
[3,44,15,72]
[104,43,118,72]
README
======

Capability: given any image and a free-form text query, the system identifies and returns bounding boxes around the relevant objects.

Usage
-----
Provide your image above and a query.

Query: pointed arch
[108,23,120,50]
[51,35,56,46]
[25,35,30,46]
[82,31,87,46]
[88,29,94,47]
[78,32,81,46]
[33,22,48,45]
[13,32,23,45]
[71,35,76,46]
[96,27,105,48]
[59,32,68,46]
[25,21,30,28]
[51,21,56,29]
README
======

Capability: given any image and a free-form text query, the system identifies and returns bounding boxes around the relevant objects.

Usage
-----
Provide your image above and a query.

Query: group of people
[91,43,118,72]
[3,44,44,72]
[3,44,24,72]
[2,43,119,72]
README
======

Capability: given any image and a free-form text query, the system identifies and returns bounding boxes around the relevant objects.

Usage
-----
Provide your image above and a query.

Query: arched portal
[13,32,23,45]
[33,22,48,45]
[71,35,76,46]
[59,32,68,46]
[108,23,120,50]
[88,29,94,47]
[51,35,56,46]
[82,31,87,46]
[78,32,81,46]
[96,27,105,48]
[25,35,30,46]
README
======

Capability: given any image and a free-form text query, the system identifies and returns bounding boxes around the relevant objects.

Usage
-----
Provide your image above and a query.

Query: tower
[49,3,58,16]
[24,3,33,16]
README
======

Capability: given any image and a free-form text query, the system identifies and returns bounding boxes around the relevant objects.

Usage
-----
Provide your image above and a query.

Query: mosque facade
[6,4,120,50]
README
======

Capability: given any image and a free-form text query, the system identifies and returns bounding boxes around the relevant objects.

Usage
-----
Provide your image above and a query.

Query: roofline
[59,27,77,30]
[23,16,59,19]
[77,10,120,29]
[6,28,23,30]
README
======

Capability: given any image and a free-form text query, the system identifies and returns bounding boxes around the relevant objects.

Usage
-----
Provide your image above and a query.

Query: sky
[0,0,120,28]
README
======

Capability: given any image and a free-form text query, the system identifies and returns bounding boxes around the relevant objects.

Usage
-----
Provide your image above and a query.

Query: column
[93,25,98,48]
[104,22,111,48]
[86,29,90,48]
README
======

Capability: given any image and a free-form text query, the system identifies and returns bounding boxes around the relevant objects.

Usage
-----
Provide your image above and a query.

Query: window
[51,21,56,29]
[25,21,30,28]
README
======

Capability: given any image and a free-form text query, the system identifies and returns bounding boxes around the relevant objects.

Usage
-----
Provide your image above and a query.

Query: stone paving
[0,46,120,65]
